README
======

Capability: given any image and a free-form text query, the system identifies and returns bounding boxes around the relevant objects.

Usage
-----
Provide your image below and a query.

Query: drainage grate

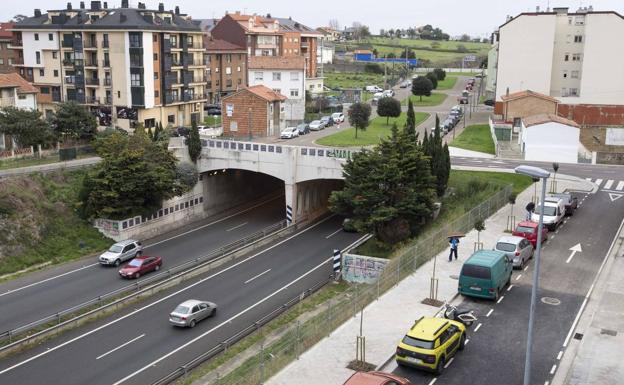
[601,329,618,337]
[574,333,584,340]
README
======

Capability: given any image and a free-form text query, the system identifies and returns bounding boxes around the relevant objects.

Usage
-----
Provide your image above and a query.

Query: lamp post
[514,165,550,385]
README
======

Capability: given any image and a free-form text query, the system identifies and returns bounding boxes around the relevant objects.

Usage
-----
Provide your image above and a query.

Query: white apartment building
[495,7,624,106]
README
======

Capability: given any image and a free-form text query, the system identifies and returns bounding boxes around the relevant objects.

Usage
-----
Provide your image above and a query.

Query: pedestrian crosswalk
[586,178,624,191]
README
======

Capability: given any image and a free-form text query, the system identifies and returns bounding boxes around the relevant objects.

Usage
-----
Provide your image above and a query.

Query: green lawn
[401,92,447,107]
[324,72,386,90]
[450,124,495,155]
[436,76,458,90]
[203,115,221,126]
[0,153,92,170]
[316,112,429,147]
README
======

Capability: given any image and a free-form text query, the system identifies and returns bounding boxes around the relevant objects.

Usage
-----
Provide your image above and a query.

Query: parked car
[296,123,310,135]
[512,220,549,248]
[169,299,217,328]
[331,112,345,123]
[99,239,143,266]
[320,116,335,127]
[118,255,162,279]
[205,107,221,116]
[171,126,189,138]
[396,316,466,374]
[309,120,326,131]
[483,99,495,107]
[547,193,578,216]
[365,85,383,93]
[280,126,300,139]
[458,249,513,300]
[494,236,534,269]
[383,89,395,98]
[399,80,411,88]
[451,105,464,114]
[343,371,411,385]
[531,198,566,231]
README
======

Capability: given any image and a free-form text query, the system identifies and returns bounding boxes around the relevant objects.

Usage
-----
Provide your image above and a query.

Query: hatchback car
[331,112,345,123]
[320,116,334,127]
[494,235,534,269]
[280,126,299,139]
[99,239,143,266]
[169,299,217,328]
[309,120,326,131]
[396,317,466,374]
[513,221,548,248]
[343,371,411,385]
[119,255,162,279]
[296,123,310,135]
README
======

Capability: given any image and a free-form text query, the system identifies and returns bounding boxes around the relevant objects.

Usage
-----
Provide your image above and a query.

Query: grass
[324,72,389,90]
[401,92,447,107]
[436,76,458,90]
[0,153,92,170]
[203,116,221,127]
[315,112,429,147]
[450,124,495,155]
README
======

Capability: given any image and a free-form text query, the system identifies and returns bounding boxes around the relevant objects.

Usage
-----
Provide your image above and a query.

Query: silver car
[308,120,325,131]
[99,239,143,266]
[494,235,534,269]
[169,299,217,328]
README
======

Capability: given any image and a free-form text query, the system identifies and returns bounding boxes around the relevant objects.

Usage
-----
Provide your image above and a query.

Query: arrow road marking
[608,193,623,202]
[566,243,583,263]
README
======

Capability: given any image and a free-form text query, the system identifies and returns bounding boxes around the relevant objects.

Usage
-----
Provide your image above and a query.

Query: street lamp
[514,165,550,385]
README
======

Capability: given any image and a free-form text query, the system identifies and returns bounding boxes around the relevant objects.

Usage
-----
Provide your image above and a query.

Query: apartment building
[0,23,17,73]
[11,1,207,130]
[494,7,624,121]
[203,38,247,105]
[0,73,38,149]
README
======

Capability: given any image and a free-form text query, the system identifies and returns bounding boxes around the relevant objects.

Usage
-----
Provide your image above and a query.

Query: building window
[568,17,572,25]
[226,79,232,87]
[18,95,27,100]
[226,67,231,75]
[52,51,58,59]
[572,53,582,61]
[154,72,159,79]
[40,87,50,94]
[54,70,59,77]
[153,34,158,42]
[237,66,241,72]
[226,54,231,63]
[571,71,579,79]
[290,72,299,81]
[564,53,569,61]
[154,90,159,98]
[215,67,219,73]
[39,69,44,76]
[129,33,142,48]
[570,88,578,96]
[0,59,3,65]
[131,73,142,87]
[272,72,281,81]
[34,33,39,41]
[574,35,583,43]
[273,88,281,94]
[563,70,568,78]
[144,118,155,128]
[48,33,53,41]
[168,115,175,123]
[290,89,299,97]
[294,49,298,54]
[254,72,263,81]
[153,53,158,61]
[36,51,41,64]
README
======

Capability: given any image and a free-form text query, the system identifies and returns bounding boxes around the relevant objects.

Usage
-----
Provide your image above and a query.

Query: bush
[364,63,384,74]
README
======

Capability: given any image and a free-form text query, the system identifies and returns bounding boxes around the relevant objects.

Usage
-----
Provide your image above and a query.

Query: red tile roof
[204,38,245,52]
[501,90,559,103]
[248,56,305,70]
[0,22,14,39]
[246,85,287,102]
[0,73,38,94]
[523,113,580,128]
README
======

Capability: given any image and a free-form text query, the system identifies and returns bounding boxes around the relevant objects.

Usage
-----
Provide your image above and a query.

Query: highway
[0,215,364,385]
[391,187,624,384]
[0,196,284,333]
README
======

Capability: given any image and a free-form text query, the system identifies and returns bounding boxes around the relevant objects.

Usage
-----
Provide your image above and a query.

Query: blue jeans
[449,248,458,261]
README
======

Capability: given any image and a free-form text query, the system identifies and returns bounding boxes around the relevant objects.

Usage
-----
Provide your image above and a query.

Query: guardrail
[0,220,288,353]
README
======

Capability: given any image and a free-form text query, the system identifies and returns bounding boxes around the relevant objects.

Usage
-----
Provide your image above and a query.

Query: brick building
[0,22,17,73]
[496,90,559,127]
[203,37,247,105]
[221,85,286,138]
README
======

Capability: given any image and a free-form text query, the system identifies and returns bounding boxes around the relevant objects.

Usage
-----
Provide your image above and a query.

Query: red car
[343,371,411,385]
[512,221,548,248]
[118,256,162,279]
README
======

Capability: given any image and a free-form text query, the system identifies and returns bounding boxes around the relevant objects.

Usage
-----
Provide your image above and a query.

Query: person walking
[449,236,459,261]
[525,201,536,221]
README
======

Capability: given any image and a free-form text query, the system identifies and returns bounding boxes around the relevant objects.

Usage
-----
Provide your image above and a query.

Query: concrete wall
[521,121,579,163]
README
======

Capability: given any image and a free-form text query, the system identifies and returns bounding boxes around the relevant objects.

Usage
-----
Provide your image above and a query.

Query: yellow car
[395,317,466,374]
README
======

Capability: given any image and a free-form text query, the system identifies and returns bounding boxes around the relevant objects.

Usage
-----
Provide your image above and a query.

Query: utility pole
[383,54,387,90]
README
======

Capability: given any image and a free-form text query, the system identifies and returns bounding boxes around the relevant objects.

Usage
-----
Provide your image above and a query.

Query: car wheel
[458,333,466,351]
[135,272,140,279]
[114,259,121,267]
[520,258,525,270]
[494,288,500,301]
[155,264,160,271]
[189,319,196,328]
[135,251,141,257]
[210,308,216,317]
[435,356,446,375]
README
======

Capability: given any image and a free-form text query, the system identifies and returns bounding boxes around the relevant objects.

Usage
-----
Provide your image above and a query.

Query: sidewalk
[0,156,100,178]
[449,146,495,159]
[267,175,593,385]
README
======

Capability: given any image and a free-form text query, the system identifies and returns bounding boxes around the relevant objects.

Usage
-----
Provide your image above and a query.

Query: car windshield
[173,305,190,314]
[321,117,329,121]
[461,264,491,280]
[516,226,534,233]
[128,259,143,267]
[402,335,434,349]
[311,120,320,124]
[496,242,517,252]
[297,124,306,129]
[108,245,123,253]
[536,205,557,216]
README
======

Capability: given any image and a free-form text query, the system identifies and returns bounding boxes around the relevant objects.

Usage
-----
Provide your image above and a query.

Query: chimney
[34,9,42,17]
[67,2,73,10]
[506,87,509,97]
[80,1,85,9]
[120,13,127,22]
[158,3,164,12]
[91,1,101,10]
[175,6,180,15]
[121,0,128,8]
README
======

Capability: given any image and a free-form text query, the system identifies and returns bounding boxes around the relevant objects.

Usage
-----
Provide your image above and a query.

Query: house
[203,38,247,104]
[342,27,357,40]
[0,72,38,149]
[519,113,580,163]
[248,56,305,126]
[0,22,17,74]
[221,85,286,138]
[316,27,340,41]
[317,41,334,64]
[498,90,559,128]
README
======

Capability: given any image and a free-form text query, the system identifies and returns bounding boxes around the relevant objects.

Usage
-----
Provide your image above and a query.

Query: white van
[531,198,565,231]
[365,85,383,93]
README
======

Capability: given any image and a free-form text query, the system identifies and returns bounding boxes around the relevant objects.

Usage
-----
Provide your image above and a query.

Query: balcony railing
[83,40,98,49]
[129,41,142,48]
[166,94,181,103]
[12,57,24,65]
[104,78,112,86]
[101,40,109,48]
[84,59,98,67]
[102,60,110,67]
[65,76,75,84]
[105,96,112,104]
[187,41,204,50]
[61,41,74,48]
[86,78,100,86]
[85,96,100,104]
[172,59,182,67]
[130,61,143,68]
[9,39,22,47]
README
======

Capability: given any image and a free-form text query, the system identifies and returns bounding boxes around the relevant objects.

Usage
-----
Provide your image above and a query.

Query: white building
[0,73,38,150]
[317,42,334,65]
[520,113,580,163]
[248,56,305,126]
[494,7,624,105]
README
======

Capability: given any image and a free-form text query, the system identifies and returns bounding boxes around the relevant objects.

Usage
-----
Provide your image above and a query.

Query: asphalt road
[0,215,364,385]
[0,196,285,333]
[391,189,624,384]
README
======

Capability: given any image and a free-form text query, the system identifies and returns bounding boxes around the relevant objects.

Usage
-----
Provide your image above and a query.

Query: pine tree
[187,121,202,163]
[404,99,416,137]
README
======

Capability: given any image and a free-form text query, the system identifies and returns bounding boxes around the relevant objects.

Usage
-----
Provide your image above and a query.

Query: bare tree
[329,18,340,31]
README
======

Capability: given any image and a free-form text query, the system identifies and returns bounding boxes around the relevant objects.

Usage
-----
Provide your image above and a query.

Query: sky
[3,0,624,38]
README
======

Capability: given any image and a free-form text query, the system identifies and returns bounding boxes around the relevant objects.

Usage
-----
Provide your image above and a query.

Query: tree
[508,192,517,219]
[0,107,56,149]
[376,97,401,125]
[433,68,446,81]
[412,76,433,102]
[78,132,186,220]
[404,99,416,136]
[426,72,438,89]
[372,48,379,58]
[175,162,199,194]
[364,63,384,74]
[12,14,27,22]
[457,44,468,53]
[329,18,340,31]
[388,29,395,38]
[460,34,471,42]
[53,101,97,142]
[474,218,486,245]
[422,116,449,197]
[187,121,202,163]
[348,102,371,139]
[387,52,396,59]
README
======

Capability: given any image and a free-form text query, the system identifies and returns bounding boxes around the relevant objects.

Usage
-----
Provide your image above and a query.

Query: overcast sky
[4,0,624,37]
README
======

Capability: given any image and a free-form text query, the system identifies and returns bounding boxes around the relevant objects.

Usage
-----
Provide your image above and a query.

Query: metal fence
[0,220,287,351]
[152,185,513,385]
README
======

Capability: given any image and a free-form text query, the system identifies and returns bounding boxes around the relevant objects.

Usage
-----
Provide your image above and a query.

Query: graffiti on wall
[94,219,120,236]
[342,253,389,284]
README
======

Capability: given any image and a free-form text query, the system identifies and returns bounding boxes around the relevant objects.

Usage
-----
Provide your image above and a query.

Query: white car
[169,299,217,328]
[280,126,299,139]
[531,198,566,231]
[331,112,345,123]
[383,89,395,97]
[309,120,325,131]
[99,239,143,266]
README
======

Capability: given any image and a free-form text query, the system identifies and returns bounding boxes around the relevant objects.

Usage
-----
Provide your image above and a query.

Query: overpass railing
[201,139,355,160]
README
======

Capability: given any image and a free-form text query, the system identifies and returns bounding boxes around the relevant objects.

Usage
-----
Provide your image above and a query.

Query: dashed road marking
[550,364,557,375]
[524,265,529,271]
[595,178,603,187]
[617,181,624,191]
[325,228,342,239]
[444,357,455,368]
[507,285,514,292]
[516,274,522,281]
[557,351,563,360]
[428,379,437,385]
[486,309,494,317]
[474,323,482,332]
[604,180,614,190]
[497,295,505,304]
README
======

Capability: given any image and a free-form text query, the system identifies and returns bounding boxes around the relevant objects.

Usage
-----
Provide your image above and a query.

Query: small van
[458,250,513,300]
[365,85,383,93]
[531,198,565,231]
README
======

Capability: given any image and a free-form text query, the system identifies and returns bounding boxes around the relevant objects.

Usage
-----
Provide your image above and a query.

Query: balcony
[101,40,110,49]
[83,40,98,49]
[129,40,142,48]
[103,78,112,87]
[130,60,143,68]
[166,94,181,104]
[300,41,310,48]
[84,59,98,68]
[61,40,74,48]
[12,57,24,66]
[85,96,100,104]
[65,76,76,84]
[63,59,84,67]
[187,41,204,50]
[105,95,112,104]
[170,42,182,50]
[85,78,100,86]
[8,39,23,48]
[102,60,110,68]
[171,58,182,67]
[52,93,62,102]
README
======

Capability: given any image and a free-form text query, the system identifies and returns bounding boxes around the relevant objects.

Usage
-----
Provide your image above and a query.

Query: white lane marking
[557,351,563,360]
[0,263,99,298]
[497,295,505,304]
[616,181,624,191]
[516,274,522,281]
[325,228,342,239]
[550,364,557,375]
[428,379,437,385]
[545,382,550,385]
[110,253,339,385]
[585,178,591,182]
[474,323,482,332]
[464,338,470,345]
[96,334,145,360]
[603,180,614,190]
[486,309,494,317]
[0,215,341,375]
[0,197,280,298]
[524,265,529,271]
[507,285,514,292]
[595,178,603,187]
[226,222,248,232]
[444,357,454,368]
[244,269,271,284]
